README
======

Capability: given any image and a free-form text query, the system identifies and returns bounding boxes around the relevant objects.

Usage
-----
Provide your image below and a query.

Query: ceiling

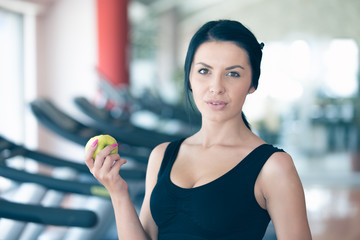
[3,0,359,42]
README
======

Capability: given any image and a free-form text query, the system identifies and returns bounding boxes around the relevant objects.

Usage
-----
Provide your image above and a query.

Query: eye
[198,68,210,75]
[226,71,240,78]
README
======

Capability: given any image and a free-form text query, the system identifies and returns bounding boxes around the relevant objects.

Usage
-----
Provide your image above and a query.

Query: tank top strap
[247,144,285,184]
[157,138,186,178]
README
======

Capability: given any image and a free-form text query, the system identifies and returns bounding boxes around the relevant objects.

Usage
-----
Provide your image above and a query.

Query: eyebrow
[226,65,245,70]
[196,62,212,69]
[195,62,245,70]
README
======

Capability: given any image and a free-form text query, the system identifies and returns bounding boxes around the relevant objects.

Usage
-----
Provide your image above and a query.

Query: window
[0,8,24,142]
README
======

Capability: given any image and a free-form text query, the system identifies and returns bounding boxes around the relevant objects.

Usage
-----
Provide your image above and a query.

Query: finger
[102,153,121,170]
[84,138,98,170]
[110,157,127,174]
[93,143,119,169]
[97,143,118,158]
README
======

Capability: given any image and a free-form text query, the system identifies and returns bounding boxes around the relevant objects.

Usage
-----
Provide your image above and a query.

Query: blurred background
[0,0,359,239]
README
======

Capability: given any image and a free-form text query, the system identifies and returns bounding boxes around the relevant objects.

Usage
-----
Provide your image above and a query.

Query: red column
[97,0,129,86]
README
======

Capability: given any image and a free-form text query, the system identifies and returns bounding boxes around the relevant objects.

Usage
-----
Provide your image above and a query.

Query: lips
[206,100,227,110]
[207,100,226,105]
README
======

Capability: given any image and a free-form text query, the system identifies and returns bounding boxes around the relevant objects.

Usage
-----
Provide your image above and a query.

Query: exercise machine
[73,96,189,143]
[0,135,146,239]
[29,99,149,164]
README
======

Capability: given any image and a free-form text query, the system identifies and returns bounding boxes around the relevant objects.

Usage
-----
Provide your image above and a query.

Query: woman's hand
[84,140,128,196]
[85,140,153,240]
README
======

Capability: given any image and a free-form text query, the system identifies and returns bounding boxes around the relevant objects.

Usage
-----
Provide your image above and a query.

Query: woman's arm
[139,142,170,239]
[260,152,312,240]
[84,141,162,240]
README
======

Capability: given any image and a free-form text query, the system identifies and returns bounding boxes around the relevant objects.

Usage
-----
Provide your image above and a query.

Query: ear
[248,86,256,94]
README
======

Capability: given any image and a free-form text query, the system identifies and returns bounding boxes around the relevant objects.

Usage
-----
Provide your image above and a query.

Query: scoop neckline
[168,142,268,191]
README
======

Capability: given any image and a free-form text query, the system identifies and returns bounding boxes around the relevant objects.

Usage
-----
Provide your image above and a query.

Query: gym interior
[0,0,359,239]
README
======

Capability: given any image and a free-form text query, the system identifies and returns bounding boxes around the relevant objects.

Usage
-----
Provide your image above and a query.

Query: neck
[194,118,253,147]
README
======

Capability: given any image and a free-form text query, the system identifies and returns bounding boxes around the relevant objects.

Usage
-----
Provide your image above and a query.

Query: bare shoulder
[259,150,303,199]
[149,142,170,163]
[259,150,312,239]
[152,141,171,155]
[142,142,171,200]
[262,150,298,178]
[147,142,171,174]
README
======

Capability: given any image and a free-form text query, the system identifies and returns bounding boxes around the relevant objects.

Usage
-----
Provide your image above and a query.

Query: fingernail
[91,139,98,147]
[111,143,118,147]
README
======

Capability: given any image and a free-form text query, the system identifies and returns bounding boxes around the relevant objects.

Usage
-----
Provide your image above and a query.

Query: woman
[85,20,312,240]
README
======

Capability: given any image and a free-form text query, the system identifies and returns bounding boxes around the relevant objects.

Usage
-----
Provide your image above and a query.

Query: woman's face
[189,41,255,123]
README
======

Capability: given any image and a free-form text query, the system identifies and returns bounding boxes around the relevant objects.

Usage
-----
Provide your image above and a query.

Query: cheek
[189,84,204,107]
[189,75,200,95]
[190,79,204,95]
[191,88,201,103]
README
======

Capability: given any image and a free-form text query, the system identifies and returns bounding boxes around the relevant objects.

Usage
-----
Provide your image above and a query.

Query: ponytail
[242,111,251,130]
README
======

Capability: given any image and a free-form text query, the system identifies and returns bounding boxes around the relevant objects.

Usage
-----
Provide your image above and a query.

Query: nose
[209,75,225,94]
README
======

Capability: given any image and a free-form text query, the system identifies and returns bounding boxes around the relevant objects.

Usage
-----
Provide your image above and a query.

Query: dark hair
[184,20,264,130]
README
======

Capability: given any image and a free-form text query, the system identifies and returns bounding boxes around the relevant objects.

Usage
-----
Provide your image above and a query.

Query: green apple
[85,134,118,159]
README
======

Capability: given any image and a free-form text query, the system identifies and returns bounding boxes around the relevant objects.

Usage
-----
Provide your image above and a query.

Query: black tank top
[150,138,284,240]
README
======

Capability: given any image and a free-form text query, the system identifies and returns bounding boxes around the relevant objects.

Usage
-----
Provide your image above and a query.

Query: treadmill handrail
[0,164,110,198]
[0,198,97,228]
[0,135,146,180]
[29,99,149,163]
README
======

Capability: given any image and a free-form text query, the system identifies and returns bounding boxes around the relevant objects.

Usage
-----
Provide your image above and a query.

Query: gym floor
[296,150,360,240]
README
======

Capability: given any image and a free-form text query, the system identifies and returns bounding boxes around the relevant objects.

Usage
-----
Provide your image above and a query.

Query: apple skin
[85,135,118,160]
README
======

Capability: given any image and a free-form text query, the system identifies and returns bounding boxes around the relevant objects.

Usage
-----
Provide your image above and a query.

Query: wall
[6,0,358,158]
[36,0,97,160]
